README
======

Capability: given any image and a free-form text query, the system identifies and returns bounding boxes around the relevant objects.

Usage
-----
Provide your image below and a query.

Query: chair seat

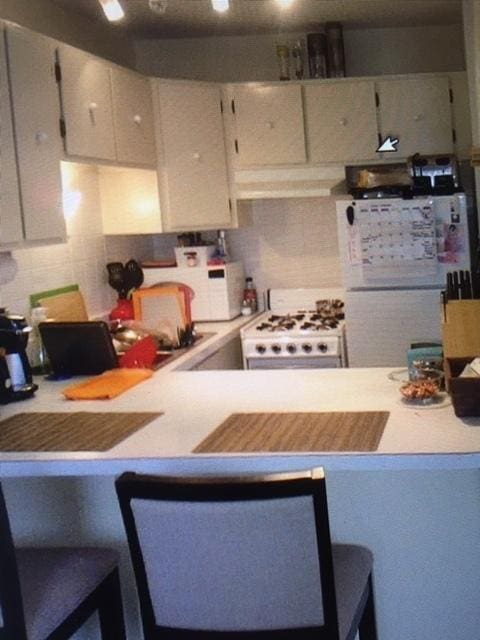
[16,547,119,640]
[333,544,374,640]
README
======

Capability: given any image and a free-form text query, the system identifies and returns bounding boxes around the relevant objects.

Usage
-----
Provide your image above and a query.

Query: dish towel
[63,368,153,400]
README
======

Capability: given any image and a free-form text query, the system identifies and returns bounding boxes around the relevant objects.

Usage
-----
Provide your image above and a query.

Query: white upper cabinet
[5,25,65,243]
[58,44,116,162]
[376,76,453,157]
[0,28,23,244]
[153,80,232,232]
[110,65,156,166]
[230,84,306,166]
[304,81,379,162]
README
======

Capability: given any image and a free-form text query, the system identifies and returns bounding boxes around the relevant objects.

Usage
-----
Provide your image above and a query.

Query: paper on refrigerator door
[353,200,437,281]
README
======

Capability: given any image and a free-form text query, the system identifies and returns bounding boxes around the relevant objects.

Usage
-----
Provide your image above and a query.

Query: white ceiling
[49,0,463,39]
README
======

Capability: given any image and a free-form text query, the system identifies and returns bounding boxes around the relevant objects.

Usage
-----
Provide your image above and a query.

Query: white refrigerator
[336,194,472,367]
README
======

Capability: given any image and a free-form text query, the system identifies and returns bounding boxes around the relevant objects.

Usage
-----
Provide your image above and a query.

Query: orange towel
[63,368,153,400]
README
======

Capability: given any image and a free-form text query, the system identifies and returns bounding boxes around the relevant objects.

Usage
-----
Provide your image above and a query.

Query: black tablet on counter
[38,321,118,378]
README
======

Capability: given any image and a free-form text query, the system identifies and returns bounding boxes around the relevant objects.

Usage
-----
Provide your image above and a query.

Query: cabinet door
[377,76,453,157]
[304,81,379,162]
[0,30,22,244]
[6,26,66,242]
[232,84,306,166]
[155,81,232,231]
[58,44,116,161]
[110,66,156,166]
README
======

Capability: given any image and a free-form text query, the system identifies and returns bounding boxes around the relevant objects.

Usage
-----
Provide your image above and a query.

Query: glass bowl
[399,369,444,405]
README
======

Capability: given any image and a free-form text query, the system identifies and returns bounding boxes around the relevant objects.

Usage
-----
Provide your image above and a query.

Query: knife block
[442,300,480,358]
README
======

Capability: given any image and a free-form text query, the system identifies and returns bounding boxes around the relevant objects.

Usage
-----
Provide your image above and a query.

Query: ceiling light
[276,0,295,8]
[98,0,125,22]
[211,0,229,13]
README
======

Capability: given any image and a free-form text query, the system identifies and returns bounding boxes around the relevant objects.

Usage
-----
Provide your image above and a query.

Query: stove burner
[256,323,272,331]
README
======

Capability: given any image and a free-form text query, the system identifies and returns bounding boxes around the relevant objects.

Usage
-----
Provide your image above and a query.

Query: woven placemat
[0,412,162,452]
[193,411,389,454]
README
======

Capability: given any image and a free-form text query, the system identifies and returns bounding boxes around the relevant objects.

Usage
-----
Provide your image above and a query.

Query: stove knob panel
[286,343,297,354]
[255,344,266,354]
[302,343,313,353]
[271,344,282,354]
[318,343,328,353]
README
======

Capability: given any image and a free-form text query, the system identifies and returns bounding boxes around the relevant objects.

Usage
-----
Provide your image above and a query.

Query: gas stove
[240,288,346,369]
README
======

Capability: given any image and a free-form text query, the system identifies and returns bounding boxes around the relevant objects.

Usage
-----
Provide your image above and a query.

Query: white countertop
[1,339,480,476]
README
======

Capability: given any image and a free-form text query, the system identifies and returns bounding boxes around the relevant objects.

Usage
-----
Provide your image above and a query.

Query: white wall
[0,0,136,67]
[135,23,465,81]
[225,197,342,299]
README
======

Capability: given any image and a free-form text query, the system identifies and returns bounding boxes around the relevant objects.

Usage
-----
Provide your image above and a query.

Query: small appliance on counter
[142,262,245,321]
[345,154,462,200]
[0,311,38,403]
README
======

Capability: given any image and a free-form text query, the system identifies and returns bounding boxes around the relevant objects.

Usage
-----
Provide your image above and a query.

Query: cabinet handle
[35,131,48,144]
[192,152,201,161]
[266,121,274,129]
[133,114,142,124]
[340,117,348,126]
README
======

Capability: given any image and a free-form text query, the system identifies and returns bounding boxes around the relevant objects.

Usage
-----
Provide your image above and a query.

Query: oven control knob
[286,343,297,354]
[318,343,328,353]
[271,344,282,354]
[255,344,266,354]
[302,343,313,353]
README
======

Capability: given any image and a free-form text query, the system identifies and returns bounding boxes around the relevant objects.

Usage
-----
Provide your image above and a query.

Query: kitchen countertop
[1,354,480,476]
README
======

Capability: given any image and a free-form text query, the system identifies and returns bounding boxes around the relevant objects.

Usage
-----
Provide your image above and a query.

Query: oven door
[246,356,342,369]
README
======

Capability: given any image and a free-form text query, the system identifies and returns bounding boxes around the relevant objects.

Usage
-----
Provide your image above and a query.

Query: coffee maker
[0,312,38,404]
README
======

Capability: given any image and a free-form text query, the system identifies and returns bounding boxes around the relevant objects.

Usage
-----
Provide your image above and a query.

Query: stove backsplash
[226,197,342,301]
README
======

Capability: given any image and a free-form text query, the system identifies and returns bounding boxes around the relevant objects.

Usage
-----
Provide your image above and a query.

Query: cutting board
[30,285,88,322]
[133,286,187,345]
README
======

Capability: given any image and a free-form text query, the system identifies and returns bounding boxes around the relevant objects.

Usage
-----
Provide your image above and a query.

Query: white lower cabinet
[2,25,65,244]
[153,80,233,232]
[190,336,243,370]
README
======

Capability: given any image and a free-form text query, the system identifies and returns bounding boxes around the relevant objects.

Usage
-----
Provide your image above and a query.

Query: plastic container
[28,306,49,375]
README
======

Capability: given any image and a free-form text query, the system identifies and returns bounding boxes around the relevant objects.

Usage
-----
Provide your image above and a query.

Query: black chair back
[116,468,340,640]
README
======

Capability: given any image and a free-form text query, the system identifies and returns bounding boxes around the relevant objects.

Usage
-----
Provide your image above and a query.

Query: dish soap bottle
[28,306,49,375]
[243,277,258,313]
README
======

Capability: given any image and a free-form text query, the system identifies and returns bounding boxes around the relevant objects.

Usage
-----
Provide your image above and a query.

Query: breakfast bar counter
[0,367,479,476]
[1,366,480,640]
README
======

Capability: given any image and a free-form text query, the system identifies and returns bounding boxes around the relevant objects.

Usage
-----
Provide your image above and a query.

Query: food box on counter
[445,357,480,417]
[174,245,215,267]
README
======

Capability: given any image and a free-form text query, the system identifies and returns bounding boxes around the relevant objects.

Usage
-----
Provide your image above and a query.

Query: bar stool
[116,467,378,640]
[0,480,126,640]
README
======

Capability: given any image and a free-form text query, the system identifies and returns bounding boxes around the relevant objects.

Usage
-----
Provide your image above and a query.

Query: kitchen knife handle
[464,271,473,299]
[446,272,454,301]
